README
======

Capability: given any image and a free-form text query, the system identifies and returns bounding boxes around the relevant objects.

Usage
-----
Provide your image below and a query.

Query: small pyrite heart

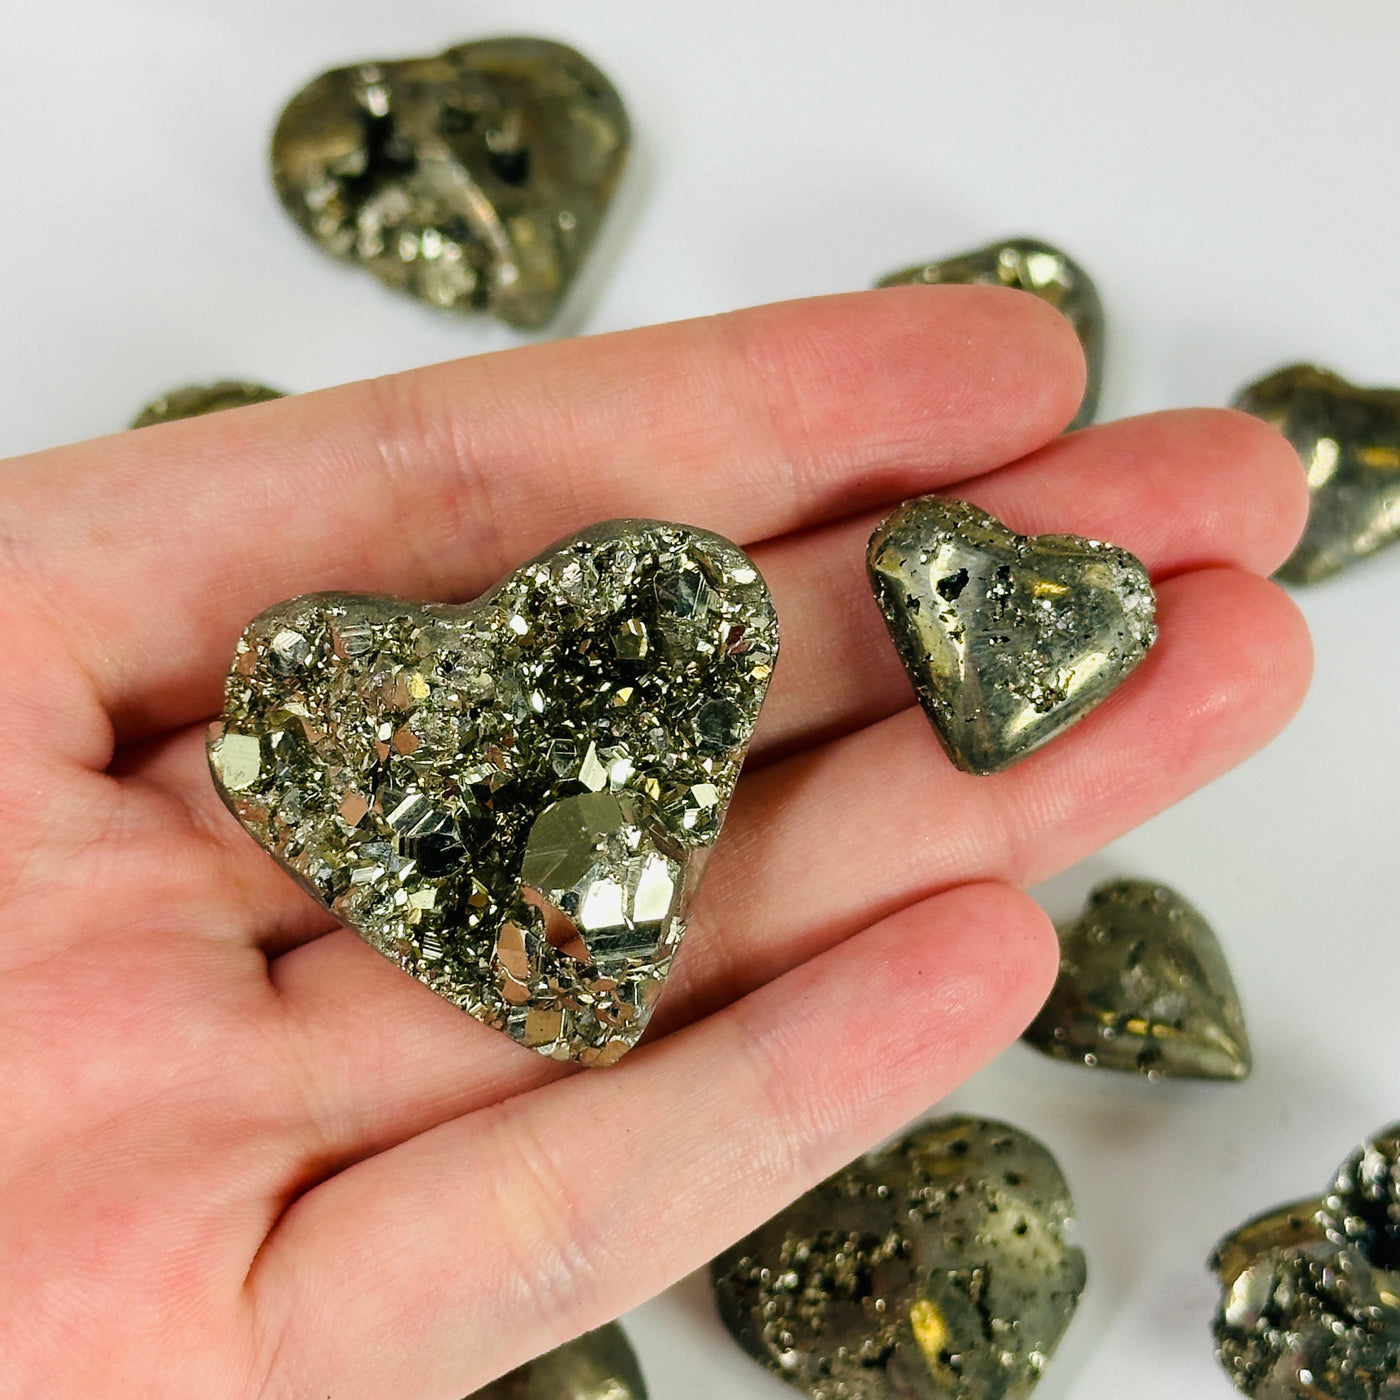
[867,497,1156,775]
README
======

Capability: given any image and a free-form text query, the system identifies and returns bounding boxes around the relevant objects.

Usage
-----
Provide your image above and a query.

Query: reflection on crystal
[866,498,1156,775]
[469,1322,648,1399]
[130,381,284,428]
[1234,364,1400,584]
[209,520,776,1064]
[271,38,630,329]
[878,239,1103,431]
[1211,1123,1400,1398]
[711,1117,1086,1400]
[1023,879,1252,1080]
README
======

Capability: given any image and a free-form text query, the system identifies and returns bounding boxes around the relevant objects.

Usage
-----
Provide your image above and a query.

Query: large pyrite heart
[878,238,1103,431]
[867,498,1156,775]
[710,1116,1087,1400]
[1210,1123,1400,1398]
[1023,879,1252,1081]
[1234,364,1400,585]
[208,521,775,1066]
[271,38,630,329]
[469,1323,647,1399]
[130,381,284,428]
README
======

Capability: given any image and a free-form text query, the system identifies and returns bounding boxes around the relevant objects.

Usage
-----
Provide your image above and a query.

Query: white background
[6,3,1399,1397]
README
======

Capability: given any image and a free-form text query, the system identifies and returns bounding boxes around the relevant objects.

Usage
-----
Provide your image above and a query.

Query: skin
[0,286,1311,1399]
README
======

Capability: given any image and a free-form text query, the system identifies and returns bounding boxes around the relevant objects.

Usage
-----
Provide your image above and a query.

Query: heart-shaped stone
[710,1116,1086,1400]
[208,521,776,1066]
[130,381,284,429]
[1234,364,1400,585]
[271,38,630,329]
[878,239,1103,432]
[866,498,1156,775]
[1022,879,1252,1081]
[470,1323,647,1399]
[1210,1123,1400,1398]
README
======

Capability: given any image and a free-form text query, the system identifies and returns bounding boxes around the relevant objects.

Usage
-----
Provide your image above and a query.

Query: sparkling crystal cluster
[1211,1124,1400,1398]
[210,521,775,1065]
[710,1117,1086,1400]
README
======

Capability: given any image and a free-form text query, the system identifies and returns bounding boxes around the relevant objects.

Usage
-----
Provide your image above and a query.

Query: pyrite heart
[710,1116,1087,1400]
[208,521,776,1066]
[470,1323,647,1399]
[867,498,1156,775]
[130,381,284,428]
[878,238,1103,431]
[1234,364,1400,585]
[1210,1123,1400,1398]
[1023,879,1252,1081]
[271,38,630,329]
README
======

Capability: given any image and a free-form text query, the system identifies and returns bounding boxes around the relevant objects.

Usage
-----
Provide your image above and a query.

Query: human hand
[0,287,1310,1398]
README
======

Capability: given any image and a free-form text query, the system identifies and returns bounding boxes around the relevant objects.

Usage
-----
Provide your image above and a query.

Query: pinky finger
[246,882,1057,1399]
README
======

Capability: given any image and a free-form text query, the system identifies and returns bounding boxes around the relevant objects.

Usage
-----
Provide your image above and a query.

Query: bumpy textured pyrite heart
[271,38,630,329]
[710,1117,1087,1400]
[1023,879,1252,1080]
[209,521,776,1066]
[867,498,1156,775]
[878,239,1103,431]
[1211,1123,1400,1398]
[1234,364,1400,585]
[470,1323,647,1399]
[131,381,284,428]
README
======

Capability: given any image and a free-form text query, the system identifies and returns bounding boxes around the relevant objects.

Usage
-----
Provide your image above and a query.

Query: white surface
[6,3,1399,1396]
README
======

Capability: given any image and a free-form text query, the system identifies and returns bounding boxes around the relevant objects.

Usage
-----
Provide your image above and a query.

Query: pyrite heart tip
[878,238,1103,431]
[1024,879,1252,1081]
[867,497,1156,775]
[469,1323,647,1399]
[209,520,776,1065]
[271,37,631,329]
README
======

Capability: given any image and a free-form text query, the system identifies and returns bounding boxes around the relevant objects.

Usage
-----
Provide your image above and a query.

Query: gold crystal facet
[1023,879,1252,1081]
[1210,1123,1400,1398]
[711,1117,1086,1400]
[878,239,1103,431]
[867,498,1156,775]
[271,38,630,329]
[1234,363,1400,584]
[209,521,776,1065]
[469,1323,647,1400]
[130,381,284,428]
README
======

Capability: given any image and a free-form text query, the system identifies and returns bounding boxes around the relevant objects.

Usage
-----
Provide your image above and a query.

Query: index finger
[0,286,1083,743]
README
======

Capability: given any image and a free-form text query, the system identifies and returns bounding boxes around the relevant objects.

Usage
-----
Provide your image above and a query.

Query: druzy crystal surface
[130,381,284,428]
[470,1323,647,1399]
[1211,1124,1400,1398]
[1023,879,1252,1081]
[1235,364,1400,584]
[878,239,1103,431]
[867,498,1156,775]
[271,38,630,329]
[711,1117,1086,1400]
[209,521,775,1065]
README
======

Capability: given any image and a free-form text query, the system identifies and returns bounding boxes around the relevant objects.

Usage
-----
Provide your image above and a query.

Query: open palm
[0,287,1310,1398]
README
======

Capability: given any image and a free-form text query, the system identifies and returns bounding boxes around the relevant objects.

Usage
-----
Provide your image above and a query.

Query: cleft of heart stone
[867,497,1157,776]
[208,520,776,1066]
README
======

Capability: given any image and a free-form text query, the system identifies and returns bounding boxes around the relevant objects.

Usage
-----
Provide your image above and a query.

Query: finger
[255,566,1308,1168]
[247,882,1057,1399]
[124,406,1305,945]
[0,287,1084,742]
